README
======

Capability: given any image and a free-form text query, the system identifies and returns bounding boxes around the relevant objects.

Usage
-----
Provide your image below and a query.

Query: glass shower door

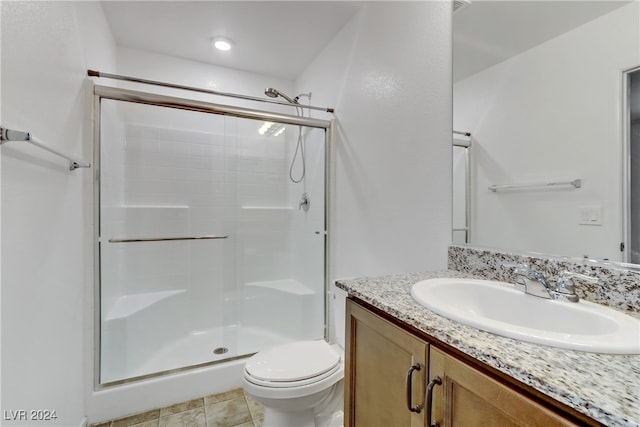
[234,121,327,355]
[97,96,327,385]
[99,99,239,384]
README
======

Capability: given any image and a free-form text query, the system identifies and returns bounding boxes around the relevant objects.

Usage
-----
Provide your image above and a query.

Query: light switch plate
[579,206,602,226]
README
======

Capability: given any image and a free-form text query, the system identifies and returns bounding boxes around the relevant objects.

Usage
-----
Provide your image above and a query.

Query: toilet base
[251,380,344,427]
[263,408,315,427]
[262,407,343,427]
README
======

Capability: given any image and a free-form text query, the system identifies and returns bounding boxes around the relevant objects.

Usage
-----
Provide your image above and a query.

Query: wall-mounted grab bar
[489,179,582,192]
[108,235,229,243]
[0,126,91,171]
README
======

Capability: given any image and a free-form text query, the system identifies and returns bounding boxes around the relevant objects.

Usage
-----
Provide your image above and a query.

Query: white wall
[1,2,117,426]
[295,2,453,346]
[454,3,640,261]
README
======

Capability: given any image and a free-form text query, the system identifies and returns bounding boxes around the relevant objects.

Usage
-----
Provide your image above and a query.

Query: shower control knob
[299,192,310,212]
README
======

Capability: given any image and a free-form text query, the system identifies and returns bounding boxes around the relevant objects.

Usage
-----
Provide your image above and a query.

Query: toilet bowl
[242,340,344,427]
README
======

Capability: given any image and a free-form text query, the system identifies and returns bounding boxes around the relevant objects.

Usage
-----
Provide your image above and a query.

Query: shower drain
[213,347,229,355]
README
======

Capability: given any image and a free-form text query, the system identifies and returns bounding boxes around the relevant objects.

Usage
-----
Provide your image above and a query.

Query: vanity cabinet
[345,298,428,427]
[345,299,588,427]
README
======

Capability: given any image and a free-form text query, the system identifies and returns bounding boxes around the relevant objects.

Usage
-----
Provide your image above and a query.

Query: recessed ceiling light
[212,37,233,51]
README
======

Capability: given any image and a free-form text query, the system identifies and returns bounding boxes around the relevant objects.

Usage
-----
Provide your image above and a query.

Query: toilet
[242,340,344,427]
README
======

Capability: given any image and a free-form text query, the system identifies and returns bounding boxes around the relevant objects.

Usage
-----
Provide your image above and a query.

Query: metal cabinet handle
[405,363,423,413]
[425,376,442,427]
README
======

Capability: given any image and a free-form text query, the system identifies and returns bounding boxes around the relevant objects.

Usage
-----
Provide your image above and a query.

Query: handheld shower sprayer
[264,88,298,104]
[264,88,312,105]
[263,87,313,184]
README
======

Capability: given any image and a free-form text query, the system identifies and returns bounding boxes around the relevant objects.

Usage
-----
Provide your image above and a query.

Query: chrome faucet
[513,264,598,303]
[513,264,554,299]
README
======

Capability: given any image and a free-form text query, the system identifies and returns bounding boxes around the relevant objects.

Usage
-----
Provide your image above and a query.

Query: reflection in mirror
[629,69,640,262]
[452,0,640,262]
[453,133,471,244]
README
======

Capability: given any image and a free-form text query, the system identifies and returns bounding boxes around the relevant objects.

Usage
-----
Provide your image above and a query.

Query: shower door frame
[622,65,640,263]
[92,84,334,390]
[452,136,471,244]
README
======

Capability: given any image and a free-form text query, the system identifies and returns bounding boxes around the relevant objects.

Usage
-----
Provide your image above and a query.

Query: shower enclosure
[94,85,331,386]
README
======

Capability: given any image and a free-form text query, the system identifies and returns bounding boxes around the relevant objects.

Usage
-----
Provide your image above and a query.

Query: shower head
[264,88,279,98]
[264,87,298,104]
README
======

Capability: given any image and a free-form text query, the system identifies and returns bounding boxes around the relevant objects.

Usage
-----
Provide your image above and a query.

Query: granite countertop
[336,270,640,427]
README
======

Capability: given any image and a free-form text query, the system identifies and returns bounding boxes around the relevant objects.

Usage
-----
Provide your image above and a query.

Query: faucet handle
[298,192,309,211]
[513,264,547,282]
[556,271,598,294]
[513,263,531,275]
[510,264,529,291]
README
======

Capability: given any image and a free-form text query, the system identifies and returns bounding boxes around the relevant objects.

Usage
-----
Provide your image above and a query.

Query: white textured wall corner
[296,2,453,346]
[298,1,453,279]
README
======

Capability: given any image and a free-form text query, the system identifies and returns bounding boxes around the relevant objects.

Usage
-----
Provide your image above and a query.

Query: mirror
[452,0,640,263]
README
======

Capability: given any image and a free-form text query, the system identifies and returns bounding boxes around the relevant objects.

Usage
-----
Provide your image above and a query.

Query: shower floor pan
[125,325,294,380]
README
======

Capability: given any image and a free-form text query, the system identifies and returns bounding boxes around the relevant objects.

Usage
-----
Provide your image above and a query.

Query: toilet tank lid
[245,340,341,382]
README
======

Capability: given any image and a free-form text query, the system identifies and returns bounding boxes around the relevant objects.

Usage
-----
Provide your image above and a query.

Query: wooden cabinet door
[428,347,577,427]
[345,300,428,427]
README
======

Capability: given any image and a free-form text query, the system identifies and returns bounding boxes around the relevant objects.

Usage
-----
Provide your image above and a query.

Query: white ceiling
[100,1,632,83]
[100,1,363,80]
[454,0,632,82]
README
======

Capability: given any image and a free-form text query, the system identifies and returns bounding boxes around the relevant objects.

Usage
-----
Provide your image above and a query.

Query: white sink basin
[411,278,640,354]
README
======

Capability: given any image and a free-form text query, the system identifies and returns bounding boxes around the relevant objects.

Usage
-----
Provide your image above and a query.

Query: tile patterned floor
[89,388,265,427]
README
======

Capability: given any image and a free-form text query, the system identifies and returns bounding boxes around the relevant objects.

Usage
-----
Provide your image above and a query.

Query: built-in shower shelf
[105,290,186,321]
[245,279,314,295]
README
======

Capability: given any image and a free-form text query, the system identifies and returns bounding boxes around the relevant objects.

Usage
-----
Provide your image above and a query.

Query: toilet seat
[245,363,341,388]
[244,340,341,388]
